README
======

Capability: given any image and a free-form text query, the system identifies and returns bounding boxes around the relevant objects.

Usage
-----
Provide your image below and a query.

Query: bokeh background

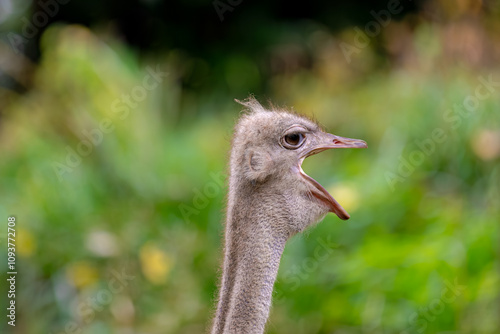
[1,0,499,333]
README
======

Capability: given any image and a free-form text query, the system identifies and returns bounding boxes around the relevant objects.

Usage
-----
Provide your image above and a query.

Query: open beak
[298,133,367,220]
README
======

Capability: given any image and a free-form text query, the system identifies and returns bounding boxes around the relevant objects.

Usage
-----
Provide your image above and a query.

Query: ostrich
[211,97,367,334]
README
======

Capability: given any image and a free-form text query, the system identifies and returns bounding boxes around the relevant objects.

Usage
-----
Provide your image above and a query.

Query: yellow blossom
[139,243,173,285]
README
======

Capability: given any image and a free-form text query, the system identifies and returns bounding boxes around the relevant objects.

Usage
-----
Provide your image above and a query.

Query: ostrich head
[229,97,367,235]
[212,96,367,334]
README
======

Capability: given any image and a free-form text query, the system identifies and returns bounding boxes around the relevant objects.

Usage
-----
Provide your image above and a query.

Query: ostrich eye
[282,132,305,149]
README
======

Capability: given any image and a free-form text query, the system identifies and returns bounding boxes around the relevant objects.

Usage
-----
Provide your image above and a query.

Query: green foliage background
[1,2,499,334]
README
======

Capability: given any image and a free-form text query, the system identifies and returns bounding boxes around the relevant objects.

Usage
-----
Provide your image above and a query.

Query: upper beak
[298,132,367,220]
[327,134,368,149]
[302,133,368,158]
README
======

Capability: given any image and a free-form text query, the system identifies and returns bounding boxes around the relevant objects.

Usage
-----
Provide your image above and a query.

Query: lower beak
[299,133,367,220]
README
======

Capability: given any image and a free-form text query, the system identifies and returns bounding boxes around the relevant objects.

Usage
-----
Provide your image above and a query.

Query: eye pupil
[286,133,300,145]
[283,132,304,148]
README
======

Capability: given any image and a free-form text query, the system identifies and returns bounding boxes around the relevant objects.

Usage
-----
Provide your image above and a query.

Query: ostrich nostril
[333,139,343,145]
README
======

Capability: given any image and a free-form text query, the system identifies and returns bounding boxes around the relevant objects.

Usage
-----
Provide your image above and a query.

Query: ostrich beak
[308,134,368,153]
[299,133,367,220]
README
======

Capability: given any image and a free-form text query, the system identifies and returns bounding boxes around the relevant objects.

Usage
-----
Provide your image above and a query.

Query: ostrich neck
[212,192,288,334]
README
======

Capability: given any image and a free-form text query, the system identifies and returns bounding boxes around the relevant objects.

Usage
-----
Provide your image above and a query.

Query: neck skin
[212,191,288,334]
